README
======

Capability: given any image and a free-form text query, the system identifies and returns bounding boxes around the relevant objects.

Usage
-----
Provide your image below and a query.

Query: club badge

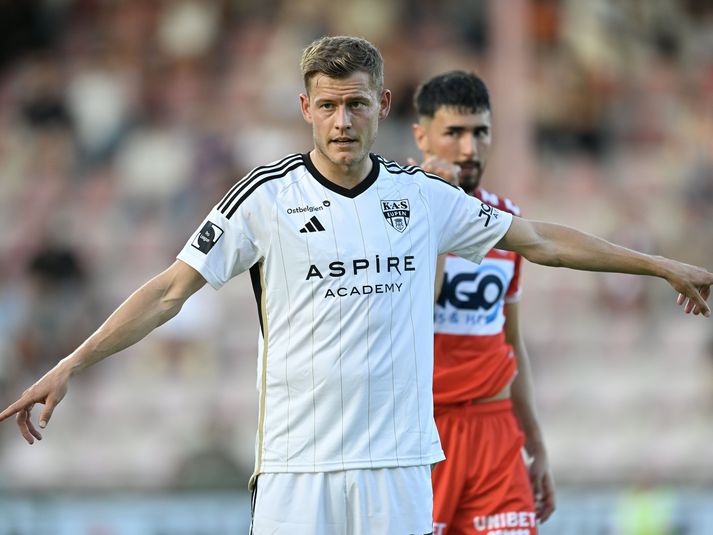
[381,199,410,233]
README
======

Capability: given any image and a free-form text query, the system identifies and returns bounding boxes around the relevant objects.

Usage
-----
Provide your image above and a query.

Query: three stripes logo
[299,216,326,233]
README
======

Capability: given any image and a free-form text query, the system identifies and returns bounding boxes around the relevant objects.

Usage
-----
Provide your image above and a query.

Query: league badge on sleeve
[192,221,224,254]
[381,199,410,232]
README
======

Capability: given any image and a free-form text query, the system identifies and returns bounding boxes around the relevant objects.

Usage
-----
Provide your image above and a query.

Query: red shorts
[432,399,537,535]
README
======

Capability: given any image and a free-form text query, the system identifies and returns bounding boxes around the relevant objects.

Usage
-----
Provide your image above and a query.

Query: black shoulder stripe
[225,160,305,219]
[424,173,458,189]
[218,154,302,213]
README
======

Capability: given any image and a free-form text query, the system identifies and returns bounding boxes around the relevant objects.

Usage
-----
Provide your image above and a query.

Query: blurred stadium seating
[1,0,712,532]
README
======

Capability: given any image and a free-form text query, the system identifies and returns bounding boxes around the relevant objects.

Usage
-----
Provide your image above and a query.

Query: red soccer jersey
[433,187,523,405]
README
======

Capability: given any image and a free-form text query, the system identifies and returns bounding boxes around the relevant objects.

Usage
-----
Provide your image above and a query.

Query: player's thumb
[39,398,58,429]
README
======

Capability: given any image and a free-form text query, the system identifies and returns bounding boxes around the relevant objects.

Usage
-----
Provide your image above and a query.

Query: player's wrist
[650,254,676,280]
[525,437,548,457]
[58,354,85,378]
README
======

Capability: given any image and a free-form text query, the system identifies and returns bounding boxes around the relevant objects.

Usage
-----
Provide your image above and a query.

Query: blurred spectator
[173,412,248,491]
[596,191,659,318]
[13,246,96,375]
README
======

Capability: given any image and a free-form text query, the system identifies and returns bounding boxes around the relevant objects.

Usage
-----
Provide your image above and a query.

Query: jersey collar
[302,152,379,198]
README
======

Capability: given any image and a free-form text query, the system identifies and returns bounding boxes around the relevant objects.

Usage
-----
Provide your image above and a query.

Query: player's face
[413,106,492,193]
[300,71,391,178]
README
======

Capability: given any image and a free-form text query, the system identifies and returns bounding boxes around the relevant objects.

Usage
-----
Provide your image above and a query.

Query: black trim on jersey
[224,159,305,219]
[377,155,459,190]
[220,154,303,218]
[302,152,380,198]
[218,153,301,212]
[249,476,258,534]
[250,263,264,335]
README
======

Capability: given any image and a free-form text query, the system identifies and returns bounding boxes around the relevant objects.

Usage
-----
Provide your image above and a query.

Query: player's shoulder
[374,154,458,190]
[217,153,306,218]
[475,187,521,216]
[245,153,307,184]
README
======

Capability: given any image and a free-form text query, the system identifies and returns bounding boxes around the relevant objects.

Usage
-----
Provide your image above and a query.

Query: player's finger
[15,409,35,445]
[539,500,555,523]
[538,478,556,522]
[677,293,685,306]
[684,295,694,314]
[696,286,711,317]
[27,416,43,441]
[684,284,711,316]
[688,295,706,315]
[39,397,59,429]
[694,303,709,317]
[0,396,33,423]
[686,288,709,316]
[406,158,418,166]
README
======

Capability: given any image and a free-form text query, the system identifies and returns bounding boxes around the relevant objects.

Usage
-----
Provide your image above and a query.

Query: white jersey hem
[257,452,445,473]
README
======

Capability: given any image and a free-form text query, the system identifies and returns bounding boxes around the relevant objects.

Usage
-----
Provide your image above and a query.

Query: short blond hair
[300,35,384,94]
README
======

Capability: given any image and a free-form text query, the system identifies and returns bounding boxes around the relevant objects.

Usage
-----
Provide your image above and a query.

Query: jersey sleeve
[177,187,268,290]
[431,180,513,264]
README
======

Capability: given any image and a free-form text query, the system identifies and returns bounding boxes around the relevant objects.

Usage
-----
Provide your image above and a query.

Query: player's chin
[458,177,479,192]
[330,145,364,165]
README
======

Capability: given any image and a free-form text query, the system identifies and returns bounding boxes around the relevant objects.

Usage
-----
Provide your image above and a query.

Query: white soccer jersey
[177,153,512,484]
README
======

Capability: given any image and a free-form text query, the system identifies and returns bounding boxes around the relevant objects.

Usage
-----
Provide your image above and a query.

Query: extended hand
[0,363,71,444]
[665,258,713,317]
[528,450,556,523]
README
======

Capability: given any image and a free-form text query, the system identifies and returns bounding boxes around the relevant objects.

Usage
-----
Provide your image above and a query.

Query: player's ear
[412,121,429,153]
[378,89,391,120]
[300,93,312,124]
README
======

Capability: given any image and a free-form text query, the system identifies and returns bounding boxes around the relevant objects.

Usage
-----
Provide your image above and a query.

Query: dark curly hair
[413,70,490,118]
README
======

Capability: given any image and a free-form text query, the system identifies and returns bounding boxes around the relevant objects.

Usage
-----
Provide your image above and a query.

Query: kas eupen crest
[381,199,410,232]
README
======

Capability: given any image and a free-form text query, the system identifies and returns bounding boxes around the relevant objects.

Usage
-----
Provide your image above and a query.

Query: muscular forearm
[511,348,544,453]
[496,217,712,317]
[505,304,545,453]
[517,221,665,276]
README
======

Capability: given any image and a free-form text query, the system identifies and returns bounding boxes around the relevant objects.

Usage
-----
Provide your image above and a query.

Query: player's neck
[309,149,373,190]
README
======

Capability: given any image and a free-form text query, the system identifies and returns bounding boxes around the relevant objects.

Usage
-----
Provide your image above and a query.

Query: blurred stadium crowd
[0,0,712,498]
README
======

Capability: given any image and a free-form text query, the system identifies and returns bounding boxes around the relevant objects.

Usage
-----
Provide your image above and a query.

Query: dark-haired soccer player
[412,70,552,535]
[1,37,711,535]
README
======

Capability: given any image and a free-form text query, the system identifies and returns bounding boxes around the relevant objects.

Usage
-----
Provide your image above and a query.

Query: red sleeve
[505,253,522,302]
[476,187,523,302]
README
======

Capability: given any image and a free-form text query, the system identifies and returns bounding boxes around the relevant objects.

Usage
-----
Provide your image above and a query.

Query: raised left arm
[496,217,713,317]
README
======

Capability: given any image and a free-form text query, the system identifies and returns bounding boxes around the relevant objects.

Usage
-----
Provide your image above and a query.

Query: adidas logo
[299,216,326,233]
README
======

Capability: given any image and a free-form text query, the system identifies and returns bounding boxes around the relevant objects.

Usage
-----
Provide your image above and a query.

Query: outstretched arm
[505,302,555,522]
[497,218,713,316]
[0,259,206,443]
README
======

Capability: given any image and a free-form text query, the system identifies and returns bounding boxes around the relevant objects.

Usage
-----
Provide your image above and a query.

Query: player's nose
[334,105,352,130]
[461,133,477,158]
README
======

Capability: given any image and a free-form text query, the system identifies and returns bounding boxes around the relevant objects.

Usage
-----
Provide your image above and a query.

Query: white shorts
[250,466,434,535]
